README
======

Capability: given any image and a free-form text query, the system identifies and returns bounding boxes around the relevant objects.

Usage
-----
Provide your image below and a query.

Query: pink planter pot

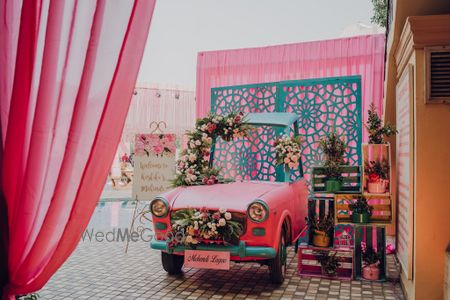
[368,181,386,194]
[362,264,380,280]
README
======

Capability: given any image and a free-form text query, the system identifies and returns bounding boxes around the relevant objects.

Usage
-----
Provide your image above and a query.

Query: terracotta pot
[368,181,386,194]
[313,230,330,247]
[362,264,380,280]
[325,180,341,193]
[351,212,370,223]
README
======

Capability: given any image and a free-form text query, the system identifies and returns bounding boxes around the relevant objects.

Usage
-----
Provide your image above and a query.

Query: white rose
[207,222,212,228]
[218,218,226,226]
[219,207,226,214]
[195,140,201,146]
[224,212,232,220]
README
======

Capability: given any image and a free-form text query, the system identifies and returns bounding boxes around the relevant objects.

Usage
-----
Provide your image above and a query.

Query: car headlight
[247,200,269,223]
[150,198,168,217]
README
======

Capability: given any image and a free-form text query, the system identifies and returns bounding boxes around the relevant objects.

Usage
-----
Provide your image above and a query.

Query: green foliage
[362,245,381,266]
[306,214,334,232]
[366,103,397,144]
[365,159,390,180]
[319,132,347,181]
[371,0,388,28]
[316,251,341,276]
[319,132,347,165]
[349,196,373,215]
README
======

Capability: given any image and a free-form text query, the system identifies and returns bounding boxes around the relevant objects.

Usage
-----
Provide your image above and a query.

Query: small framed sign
[184,250,230,270]
[132,133,176,200]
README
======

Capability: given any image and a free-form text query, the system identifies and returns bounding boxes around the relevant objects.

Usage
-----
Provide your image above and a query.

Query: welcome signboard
[132,134,176,200]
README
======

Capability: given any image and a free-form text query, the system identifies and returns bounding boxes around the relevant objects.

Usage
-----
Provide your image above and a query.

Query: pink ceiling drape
[196,34,386,141]
[0,0,155,298]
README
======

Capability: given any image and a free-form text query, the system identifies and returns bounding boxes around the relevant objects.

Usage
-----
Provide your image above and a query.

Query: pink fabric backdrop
[196,34,386,141]
[0,0,155,298]
[122,84,196,142]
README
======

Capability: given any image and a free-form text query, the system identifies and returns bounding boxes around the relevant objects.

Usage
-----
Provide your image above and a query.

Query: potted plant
[319,132,347,193]
[316,251,341,277]
[323,161,343,192]
[365,159,389,194]
[349,196,373,223]
[361,242,381,280]
[366,103,397,145]
[306,215,334,247]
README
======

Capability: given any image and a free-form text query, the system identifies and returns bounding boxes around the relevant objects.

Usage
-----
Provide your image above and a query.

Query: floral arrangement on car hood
[173,112,252,186]
[274,135,302,169]
[170,207,244,248]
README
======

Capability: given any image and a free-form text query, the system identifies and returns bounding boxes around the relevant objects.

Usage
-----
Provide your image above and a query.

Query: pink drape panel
[0,0,155,298]
[196,34,386,141]
[123,84,196,141]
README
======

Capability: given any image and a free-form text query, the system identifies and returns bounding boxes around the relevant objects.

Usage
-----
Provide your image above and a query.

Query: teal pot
[325,180,341,193]
[351,212,370,223]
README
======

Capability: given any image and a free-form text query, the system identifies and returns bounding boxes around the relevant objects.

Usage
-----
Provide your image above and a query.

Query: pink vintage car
[150,113,308,283]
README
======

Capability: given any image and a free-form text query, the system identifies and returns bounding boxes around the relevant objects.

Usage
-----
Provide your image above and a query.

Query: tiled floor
[39,201,405,300]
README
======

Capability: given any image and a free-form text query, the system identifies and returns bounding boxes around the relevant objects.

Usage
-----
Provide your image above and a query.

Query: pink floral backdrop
[196,34,386,142]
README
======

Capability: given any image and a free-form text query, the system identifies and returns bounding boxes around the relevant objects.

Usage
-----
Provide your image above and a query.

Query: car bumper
[150,240,276,259]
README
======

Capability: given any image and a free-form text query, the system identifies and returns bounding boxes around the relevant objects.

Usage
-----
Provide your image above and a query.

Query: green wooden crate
[311,166,362,194]
[354,225,386,281]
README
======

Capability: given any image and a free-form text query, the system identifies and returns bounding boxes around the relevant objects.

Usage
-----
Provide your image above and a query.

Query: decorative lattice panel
[280,77,362,184]
[212,125,281,181]
[211,76,362,185]
[211,83,277,115]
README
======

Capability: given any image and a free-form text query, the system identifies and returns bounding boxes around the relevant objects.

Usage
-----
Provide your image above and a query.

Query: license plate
[184,250,230,270]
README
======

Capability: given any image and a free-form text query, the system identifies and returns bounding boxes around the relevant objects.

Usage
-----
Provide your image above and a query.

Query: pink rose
[153,144,164,155]
[212,212,221,220]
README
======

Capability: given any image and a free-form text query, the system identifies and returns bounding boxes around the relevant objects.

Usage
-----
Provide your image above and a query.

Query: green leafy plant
[371,0,388,28]
[365,159,389,182]
[349,196,373,215]
[366,103,397,144]
[361,242,381,266]
[306,214,334,233]
[319,132,347,165]
[319,132,347,182]
[316,251,341,276]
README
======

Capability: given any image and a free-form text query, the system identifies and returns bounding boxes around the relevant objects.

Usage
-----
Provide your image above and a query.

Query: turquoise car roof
[246,112,299,127]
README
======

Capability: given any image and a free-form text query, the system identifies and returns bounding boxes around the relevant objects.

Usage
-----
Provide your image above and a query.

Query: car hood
[170,181,285,212]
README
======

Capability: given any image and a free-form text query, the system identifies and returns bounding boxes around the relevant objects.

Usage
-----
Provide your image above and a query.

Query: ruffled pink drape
[0,0,155,298]
[196,34,386,141]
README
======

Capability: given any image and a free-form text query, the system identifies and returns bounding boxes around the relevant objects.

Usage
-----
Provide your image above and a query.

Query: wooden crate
[297,245,354,280]
[354,225,386,281]
[334,224,355,249]
[362,143,392,196]
[311,166,362,194]
[334,194,392,225]
[307,197,335,246]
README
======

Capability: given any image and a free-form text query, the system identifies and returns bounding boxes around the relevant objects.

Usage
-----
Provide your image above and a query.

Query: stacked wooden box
[297,143,392,281]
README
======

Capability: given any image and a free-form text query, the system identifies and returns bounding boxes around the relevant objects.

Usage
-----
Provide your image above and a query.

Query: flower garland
[173,112,252,186]
[170,207,244,248]
[274,135,302,169]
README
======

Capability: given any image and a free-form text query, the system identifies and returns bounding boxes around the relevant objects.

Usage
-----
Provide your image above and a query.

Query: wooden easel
[125,121,168,253]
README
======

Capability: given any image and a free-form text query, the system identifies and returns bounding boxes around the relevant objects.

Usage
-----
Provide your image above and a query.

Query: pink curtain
[0,0,155,298]
[122,83,196,141]
[196,34,386,141]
